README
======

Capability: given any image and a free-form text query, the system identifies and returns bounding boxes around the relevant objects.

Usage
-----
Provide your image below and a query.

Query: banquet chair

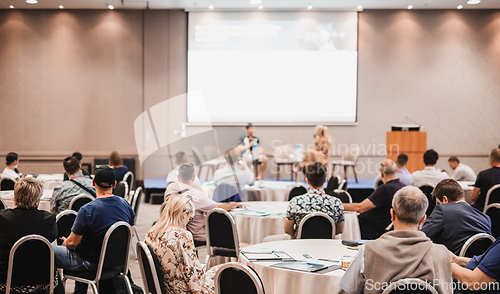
[273,145,296,181]
[459,233,496,258]
[0,178,16,191]
[213,184,241,203]
[331,145,360,183]
[338,179,347,191]
[130,187,143,243]
[328,189,353,204]
[69,194,95,212]
[325,175,341,194]
[205,208,240,268]
[0,197,7,209]
[204,145,226,170]
[215,262,265,294]
[123,171,135,195]
[297,212,336,239]
[56,210,78,245]
[63,221,133,294]
[6,234,55,294]
[483,184,500,213]
[376,180,384,188]
[114,181,129,198]
[288,186,307,201]
[418,184,435,216]
[136,242,167,294]
[484,203,500,238]
[380,278,438,294]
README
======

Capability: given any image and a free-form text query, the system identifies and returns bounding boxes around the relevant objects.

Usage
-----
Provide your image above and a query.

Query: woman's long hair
[148,193,195,240]
[109,151,123,167]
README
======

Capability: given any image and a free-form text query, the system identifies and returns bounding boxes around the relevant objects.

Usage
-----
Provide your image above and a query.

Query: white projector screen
[187,12,358,124]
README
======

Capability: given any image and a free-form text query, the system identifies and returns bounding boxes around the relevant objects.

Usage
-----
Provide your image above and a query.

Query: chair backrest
[113,181,128,198]
[0,197,7,209]
[204,145,220,161]
[56,210,78,245]
[0,178,16,191]
[459,233,496,257]
[418,185,435,216]
[297,212,336,239]
[123,171,134,192]
[137,242,167,294]
[288,186,307,201]
[206,208,240,258]
[376,179,384,188]
[273,145,295,162]
[6,234,54,294]
[338,179,347,191]
[215,262,265,294]
[380,278,439,294]
[191,146,206,166]
[131,187,143,222]
[484,184,500,213]
[329,189,353,203]
[485,203,500,239]
[95,221,132,281]
[213,184,241,203]
[325,176,340,194]
[68,194,94,212]
[342,145,360,162]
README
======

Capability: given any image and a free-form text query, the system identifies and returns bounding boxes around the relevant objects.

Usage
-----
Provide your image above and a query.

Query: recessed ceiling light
[108,4,114,9]
[467,0,480,4]
[407,4,413,9]
[26,0,38,4]
[258,5,263,9]
[249,0,261,4]
[357,5,363,10]
[59,5,63,9]
[457,5,463,9]
[9,4,14,8]
[307,4,313,9]
[208,5,214,9]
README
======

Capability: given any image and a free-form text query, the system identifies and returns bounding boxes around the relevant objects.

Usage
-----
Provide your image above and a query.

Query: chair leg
[277,164,280,181]
[343,165,348,181]
[352,165,358,183]
[123,275,134,294]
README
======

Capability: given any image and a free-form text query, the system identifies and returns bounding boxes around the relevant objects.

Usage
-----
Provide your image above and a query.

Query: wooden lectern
[386,131,427,173]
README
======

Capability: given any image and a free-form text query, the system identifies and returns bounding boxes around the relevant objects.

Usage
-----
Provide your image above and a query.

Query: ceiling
[1,0,500,10]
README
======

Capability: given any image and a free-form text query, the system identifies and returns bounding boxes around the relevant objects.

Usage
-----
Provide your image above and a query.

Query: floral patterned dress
[145,227,220,294]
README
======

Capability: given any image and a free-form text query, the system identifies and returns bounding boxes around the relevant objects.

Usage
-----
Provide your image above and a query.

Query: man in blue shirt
[422,179,491,255]
[52,166,135,294]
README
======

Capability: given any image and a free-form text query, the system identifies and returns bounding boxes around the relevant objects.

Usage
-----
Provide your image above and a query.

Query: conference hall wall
[0,9,499,181]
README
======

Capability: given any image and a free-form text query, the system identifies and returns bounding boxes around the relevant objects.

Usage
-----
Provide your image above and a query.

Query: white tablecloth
[458,181,475,204]
[0,190,52,211]
[239,239,358,294]
[232,202,361,244]
[203,181,297,202]
[37,174,64,190]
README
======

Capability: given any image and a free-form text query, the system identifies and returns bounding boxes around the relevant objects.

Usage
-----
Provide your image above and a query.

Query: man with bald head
[344,159,406,239]
[472,148,500,212]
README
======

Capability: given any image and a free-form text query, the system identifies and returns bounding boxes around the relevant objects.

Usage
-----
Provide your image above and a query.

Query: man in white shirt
[374,153,412,188]
[448,156,476,182]
[1,152,20,180]
[412,149,449,187]
[166,151,202,190]
[213,148,255,202]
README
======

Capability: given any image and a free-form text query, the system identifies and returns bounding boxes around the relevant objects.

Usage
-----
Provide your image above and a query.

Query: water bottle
[295,144,304,162]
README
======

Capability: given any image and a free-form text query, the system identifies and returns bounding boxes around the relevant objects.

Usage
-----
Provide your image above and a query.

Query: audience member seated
[296,125,332,170]
[285,162,344,239]
[2,152,20,180]
[213,149,254,201]
[340,186,453,294]
[63,152,91,181]
[421,179,491,255]
[344,159,406,240]
[412,149,449,187]
[145,193,221,294]
[374,153,412,187]
[166,151,202,190]
[52,166,135,294]
[448,156,476,182]
[50,157,95,214]
[164,163,239,247]
[109,151,128,183]
[239,123,268,180]
[451,239,500,293]
[0,177,62,293]
[472,148,500,212]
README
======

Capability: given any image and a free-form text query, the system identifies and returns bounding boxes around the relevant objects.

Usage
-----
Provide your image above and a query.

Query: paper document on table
[240,247,274,254]
[242,251,295,262]
[271,261,331,272]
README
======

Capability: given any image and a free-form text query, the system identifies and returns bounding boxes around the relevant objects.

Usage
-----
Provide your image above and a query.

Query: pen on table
[318,258,340,263]
[306,262,324,266]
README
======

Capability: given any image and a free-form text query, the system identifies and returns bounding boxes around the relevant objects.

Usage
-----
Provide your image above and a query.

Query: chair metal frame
[0,177,16,191]
[113,181,129,198]
[130,187,143,243]
[62,221,133,294]
[338,179,347,190]
[136,241,165,294]
[205,208,240,265]
[68,194,95,212]
[459,233,496,257]
[214,262,265,294]
[122,171,134,194]
[0,196,8,209]
[380,278,439,294]
[55,210,78,244]
[483,184,500,213]
[297,212,336,239]
[484,203,500,238]
[332,189,353,203]
[6,234,55,294]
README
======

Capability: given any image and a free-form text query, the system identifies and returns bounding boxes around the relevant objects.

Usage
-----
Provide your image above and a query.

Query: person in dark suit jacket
[421,179,492,255]
[0,177,62,293]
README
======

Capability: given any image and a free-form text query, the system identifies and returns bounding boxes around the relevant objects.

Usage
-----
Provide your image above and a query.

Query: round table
[239,239,358,294]
[232,202,361,244]
[0,190,52,211]
[203,181,297,202]
[36,174,64,190]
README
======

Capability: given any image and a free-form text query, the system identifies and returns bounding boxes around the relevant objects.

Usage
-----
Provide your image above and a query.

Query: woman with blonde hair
[145,193,219,294]
[109,151,128,182]
[296,125,332,171]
